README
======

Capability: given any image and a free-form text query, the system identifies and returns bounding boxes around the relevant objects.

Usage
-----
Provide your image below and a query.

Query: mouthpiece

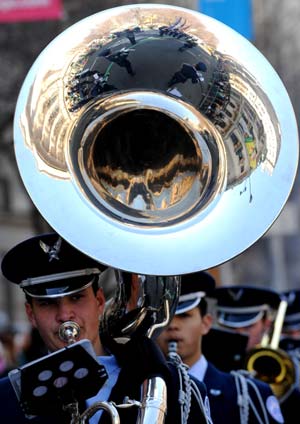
[168,341,178,355]
[58,321,80,344]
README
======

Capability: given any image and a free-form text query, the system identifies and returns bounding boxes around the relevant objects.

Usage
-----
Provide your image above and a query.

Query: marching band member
[213,285,300,423]
[0,233,212,423]
[156,271,284,424]
[281,288,300,346]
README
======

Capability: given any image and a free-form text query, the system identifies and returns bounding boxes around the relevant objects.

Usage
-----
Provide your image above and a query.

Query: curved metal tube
[100,273,180,342]
[137,377,167,424]
[80,401,120,424]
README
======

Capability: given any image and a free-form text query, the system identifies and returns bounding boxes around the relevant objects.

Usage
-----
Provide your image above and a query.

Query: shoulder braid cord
[231,370,270,424]
[167,349,212,424]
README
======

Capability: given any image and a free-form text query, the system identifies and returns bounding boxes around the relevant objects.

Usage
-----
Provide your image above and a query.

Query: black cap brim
[176,297,202,314]
[217,310,264,328]
[23,275,97,298]
[1,233,106,298]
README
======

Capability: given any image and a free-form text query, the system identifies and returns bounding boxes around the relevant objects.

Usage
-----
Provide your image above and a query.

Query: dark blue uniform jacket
[203,361,284,424]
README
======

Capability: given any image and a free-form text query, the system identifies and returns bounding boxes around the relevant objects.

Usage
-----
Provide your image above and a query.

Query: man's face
[25,286,105,355]
[228,319,270,351]
[156,307,212,367]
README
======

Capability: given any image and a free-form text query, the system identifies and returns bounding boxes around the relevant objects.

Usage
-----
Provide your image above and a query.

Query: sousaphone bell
[13,3,299,276]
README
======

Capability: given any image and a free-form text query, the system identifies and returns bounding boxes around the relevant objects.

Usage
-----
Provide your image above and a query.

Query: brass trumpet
[245,299,297,401]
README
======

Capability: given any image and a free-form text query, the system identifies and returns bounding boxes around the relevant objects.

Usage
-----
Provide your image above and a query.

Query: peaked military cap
[176,271,216,314]
[212,285,281,328]
[1,233,107,298]
[282,289,300,332]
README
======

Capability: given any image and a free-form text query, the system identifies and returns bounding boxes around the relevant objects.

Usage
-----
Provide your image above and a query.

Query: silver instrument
[12,3,299,423]
[100,272,180,342]
[99,272,180,423]
[58,321,122,423]
[13,4,298,277]
[59,321,81,344]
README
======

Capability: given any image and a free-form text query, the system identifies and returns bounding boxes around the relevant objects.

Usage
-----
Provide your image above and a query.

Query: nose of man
[56,299,76,323]
[168,316,181,331]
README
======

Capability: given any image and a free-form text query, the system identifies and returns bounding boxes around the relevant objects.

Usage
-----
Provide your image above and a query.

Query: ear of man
[201,313,213,336]
[25,302,37,328]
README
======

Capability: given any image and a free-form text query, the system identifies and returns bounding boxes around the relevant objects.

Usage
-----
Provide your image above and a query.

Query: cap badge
[39,237,62,262]
[228,288,243,301]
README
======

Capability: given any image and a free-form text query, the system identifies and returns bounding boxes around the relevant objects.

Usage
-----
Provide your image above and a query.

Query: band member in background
[280,289,300,390]
[0,232,211,423]
[213,285,281,356]
[156,271,284,424]
[213,285,300,423]
[281,288,300,346]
